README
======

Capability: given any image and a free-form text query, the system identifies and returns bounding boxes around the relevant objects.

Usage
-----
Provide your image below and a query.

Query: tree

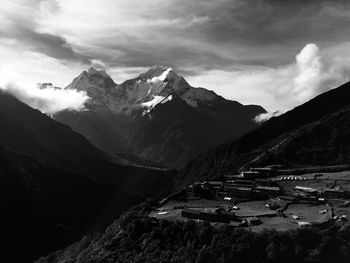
[196,245,214,263]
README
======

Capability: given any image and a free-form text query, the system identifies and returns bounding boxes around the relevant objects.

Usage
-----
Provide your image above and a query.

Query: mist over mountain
[54,66,265,169]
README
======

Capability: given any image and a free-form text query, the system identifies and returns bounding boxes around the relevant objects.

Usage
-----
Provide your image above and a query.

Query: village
[148,167,350,231]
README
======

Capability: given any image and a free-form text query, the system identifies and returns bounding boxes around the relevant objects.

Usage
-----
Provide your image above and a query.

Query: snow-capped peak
[64,65,222,116]
[139,65,178,82]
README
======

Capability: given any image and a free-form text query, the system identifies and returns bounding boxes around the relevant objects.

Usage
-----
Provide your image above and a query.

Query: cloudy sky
[0,0,350,113]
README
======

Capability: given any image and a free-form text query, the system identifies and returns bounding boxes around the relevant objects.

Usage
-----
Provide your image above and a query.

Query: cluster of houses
[295,186,350,199]
[178,167,350,225]
[190,166,350,201]
[192,167,281,200]
[181,208,262,226]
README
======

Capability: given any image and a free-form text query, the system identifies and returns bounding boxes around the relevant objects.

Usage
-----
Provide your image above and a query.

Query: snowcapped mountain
[65,65,227,114]
[65,67,119,112]
[54,66,266,168]
[118,65,227,111]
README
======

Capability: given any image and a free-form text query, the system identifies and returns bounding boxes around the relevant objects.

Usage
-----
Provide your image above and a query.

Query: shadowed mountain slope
[178,81,350,186]
[0,90,177,262]
[0,148,142,263]
[0,90,175,197]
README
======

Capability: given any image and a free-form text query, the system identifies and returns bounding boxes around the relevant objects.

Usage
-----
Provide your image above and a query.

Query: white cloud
[0,42,89,114]
[1,82,89,114]
[254,111,282,123]
[293,43,322,101]
[0,41,84,88]
[186,43,350,112]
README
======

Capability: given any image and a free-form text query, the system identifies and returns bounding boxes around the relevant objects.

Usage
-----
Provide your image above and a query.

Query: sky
[0,0,350,113]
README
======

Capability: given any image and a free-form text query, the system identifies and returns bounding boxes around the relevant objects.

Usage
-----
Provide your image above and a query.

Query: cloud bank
[1,83,89,114]
[188,43,350,113]
[2,42,348,117]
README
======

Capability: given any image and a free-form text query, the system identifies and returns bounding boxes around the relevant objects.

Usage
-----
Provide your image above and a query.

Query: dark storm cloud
[74,0,350,70]
[200,0,350,43]
[174,0,350,66]
[99,42,238,70]
[0,25,91,64]
[2,0,350,70]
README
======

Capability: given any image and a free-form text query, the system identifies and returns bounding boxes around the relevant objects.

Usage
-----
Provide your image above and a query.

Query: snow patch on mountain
[141,96,165,108]
[161,94,173,104]
[147,68,172,84]
[141,94,174,115]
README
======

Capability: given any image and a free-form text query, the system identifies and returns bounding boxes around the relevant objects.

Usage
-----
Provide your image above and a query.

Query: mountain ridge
[0,90,176,262]
[54,66,265,168]
[0,90,175,197]
[177,80,350,186]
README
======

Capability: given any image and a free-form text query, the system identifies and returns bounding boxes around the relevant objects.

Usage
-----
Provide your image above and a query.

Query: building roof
[202,181,223,186]
[324,188,344,193]
[255,186,280,191]
[182,209,200,216]
[226,186,253,191]
[250,168,273,171]
[241,171,260,174]
[295,186,317,192]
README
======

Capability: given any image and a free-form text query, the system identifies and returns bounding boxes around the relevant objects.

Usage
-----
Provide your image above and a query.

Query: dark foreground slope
[178,81,350,186]
[0,148,142,263]
[0,91,174,262]
[0,91,175,197]
[0,90,107,172]
[37,205,350,263]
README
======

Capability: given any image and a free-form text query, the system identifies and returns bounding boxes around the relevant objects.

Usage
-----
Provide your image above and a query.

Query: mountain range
[0,90,174,195]
[54,66,265,169]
